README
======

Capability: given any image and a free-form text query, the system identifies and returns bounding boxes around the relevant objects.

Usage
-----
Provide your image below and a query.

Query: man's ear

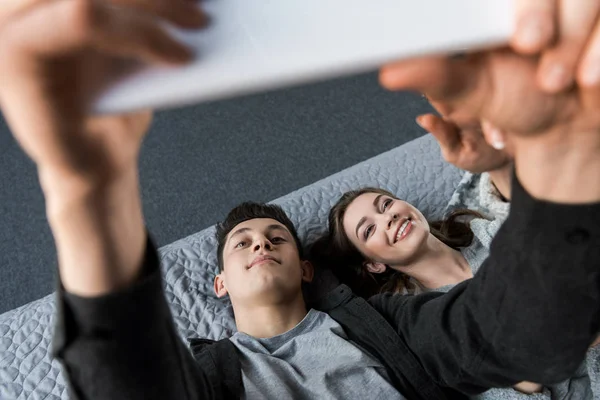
[214,274,228,298]
[300,260,314,283]
[364,261,386,274]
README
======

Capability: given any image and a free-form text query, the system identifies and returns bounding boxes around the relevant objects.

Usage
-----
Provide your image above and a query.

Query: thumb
[417,114,461,153]
[379,54,486,105]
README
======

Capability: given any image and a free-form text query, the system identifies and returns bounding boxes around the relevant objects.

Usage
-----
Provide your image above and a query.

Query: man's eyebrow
[228,227,251,241]
[267,224,290,235]
[355,195,383,240]
[228,224,290,243]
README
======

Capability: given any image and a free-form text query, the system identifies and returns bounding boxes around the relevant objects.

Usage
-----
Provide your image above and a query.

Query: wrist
[38,165,146,296]
[38,164,137,213]
[513,129,600,204]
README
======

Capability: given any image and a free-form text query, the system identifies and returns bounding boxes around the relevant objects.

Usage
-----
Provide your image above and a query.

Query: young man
[1,0,600,399]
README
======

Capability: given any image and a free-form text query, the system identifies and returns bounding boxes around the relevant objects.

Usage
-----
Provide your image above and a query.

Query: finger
[578,19,600,87]
[380,57,452,96]
[93,4,197,65]
[511,0,557,54]
[426,100,484,126]
[417,114,461,154]
[3,0,195,65]
[0,0,189,167]
[379,55,484,104]
[481,119,506,150]
[426,100,453,117]
[0,0,52,25]
[578,85,600,130]
[537,0,600,92]
[108,0,208,29]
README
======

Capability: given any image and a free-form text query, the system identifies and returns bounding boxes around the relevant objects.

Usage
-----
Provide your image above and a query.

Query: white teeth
[396,220,410,242]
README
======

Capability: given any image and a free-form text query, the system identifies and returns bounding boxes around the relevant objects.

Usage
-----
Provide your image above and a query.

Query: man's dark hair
[215,202,304,272]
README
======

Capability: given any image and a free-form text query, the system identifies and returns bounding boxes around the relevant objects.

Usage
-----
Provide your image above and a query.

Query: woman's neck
[393,234,473,290]
[488,163,513,201]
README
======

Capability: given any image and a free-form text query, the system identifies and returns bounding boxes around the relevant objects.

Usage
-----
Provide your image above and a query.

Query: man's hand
[511,0,600,92]
[380,51,599,139]
[380,0,600,137]
[379,2,600,204]
[0,0,207,182]
[0,0,208,296]
[417,112,513,200]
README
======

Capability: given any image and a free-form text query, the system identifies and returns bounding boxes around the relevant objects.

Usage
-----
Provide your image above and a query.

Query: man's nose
[253,239,272,252]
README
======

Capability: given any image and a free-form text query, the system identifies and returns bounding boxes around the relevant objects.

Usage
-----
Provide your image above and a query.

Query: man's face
[214,218,313,306]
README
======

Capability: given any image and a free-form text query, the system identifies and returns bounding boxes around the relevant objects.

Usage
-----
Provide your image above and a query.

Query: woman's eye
[271,237,285,244]
[235,241,246,248]
[364,225,374,240]
[382,198,393,211]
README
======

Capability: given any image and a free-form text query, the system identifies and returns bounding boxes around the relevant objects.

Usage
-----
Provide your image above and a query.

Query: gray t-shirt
[229,309,405,400]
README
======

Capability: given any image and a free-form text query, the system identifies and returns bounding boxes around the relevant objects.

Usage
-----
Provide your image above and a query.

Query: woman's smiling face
[342,192,430,267]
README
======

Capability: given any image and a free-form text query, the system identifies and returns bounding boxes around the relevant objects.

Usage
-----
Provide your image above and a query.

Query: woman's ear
[364,261,387,274]
[214,274,228,298]
[301,260,314,283]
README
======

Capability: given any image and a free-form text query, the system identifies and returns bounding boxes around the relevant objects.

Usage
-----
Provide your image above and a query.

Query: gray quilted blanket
[0,135,471,399]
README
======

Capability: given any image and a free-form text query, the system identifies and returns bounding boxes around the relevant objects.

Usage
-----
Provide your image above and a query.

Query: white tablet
[93,0,513,114]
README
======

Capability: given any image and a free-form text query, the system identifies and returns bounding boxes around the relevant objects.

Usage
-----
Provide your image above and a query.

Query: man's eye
[235,241,246,248]
[271,237,285,244]
[382,198,393,211]
[364,225,374,240]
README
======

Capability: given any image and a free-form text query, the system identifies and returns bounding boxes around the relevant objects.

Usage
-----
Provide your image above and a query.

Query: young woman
[323,185,491,296]
[314,115,512,299]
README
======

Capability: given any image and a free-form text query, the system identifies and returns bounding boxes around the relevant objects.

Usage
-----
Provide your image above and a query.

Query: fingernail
[482,120,505,150]
[581,62,600,87]
[517,16,545,50]
[543,64,571,92]
[490,129,505,150]
[416,116,426,129]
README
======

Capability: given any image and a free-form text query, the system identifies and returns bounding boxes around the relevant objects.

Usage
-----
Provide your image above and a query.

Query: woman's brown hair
[311,187,485,298]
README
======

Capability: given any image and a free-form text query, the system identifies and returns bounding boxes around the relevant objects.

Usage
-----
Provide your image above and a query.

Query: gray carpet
[0,72,432,313]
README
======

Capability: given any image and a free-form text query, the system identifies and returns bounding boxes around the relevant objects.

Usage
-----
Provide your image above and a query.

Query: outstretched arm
[0,1,225,399]
[372,154,600,393]
[372,0,600,392]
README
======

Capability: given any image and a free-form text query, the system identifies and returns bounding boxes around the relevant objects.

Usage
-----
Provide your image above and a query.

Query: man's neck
[233,293,309,338]
[393,235,472,290]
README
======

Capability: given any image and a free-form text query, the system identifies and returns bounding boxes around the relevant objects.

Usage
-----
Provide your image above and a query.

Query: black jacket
[53,177,600,399]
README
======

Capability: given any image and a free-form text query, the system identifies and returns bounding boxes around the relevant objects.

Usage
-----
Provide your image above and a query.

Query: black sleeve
[51,236,221,400]
[369,175,600,394]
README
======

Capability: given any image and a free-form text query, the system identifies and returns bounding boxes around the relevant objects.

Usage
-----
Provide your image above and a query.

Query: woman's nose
[387,213,399,229]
